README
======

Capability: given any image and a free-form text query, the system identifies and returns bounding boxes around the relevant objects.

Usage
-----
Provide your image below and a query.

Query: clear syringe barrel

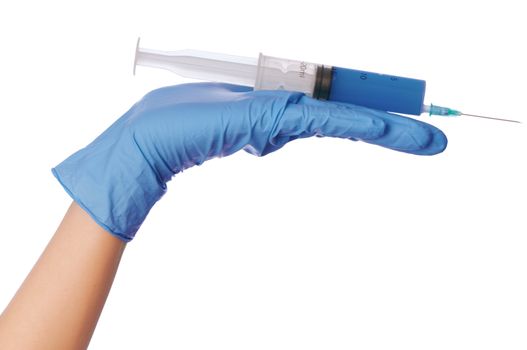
[134,39,329,97]
[255,54,332,98]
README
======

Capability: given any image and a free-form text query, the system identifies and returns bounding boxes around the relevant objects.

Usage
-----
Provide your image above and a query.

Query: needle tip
[461,113,521,124]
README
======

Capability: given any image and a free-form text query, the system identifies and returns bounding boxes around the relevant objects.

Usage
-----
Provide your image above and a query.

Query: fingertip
[413,125,448,155]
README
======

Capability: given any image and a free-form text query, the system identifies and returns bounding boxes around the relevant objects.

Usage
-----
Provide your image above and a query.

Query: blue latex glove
[52,83,447,241]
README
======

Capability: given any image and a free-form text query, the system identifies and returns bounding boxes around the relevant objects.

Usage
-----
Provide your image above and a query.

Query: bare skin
[0,201,125,349]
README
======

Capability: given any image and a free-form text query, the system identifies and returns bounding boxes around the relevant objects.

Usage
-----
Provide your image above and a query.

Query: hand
[52,83,447,241]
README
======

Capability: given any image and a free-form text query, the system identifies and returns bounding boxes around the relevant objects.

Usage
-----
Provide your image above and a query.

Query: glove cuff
[52,129,166,242]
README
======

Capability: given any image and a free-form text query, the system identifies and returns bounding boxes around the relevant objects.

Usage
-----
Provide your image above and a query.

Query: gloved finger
[294,96,447,155]
[276,103,386,142]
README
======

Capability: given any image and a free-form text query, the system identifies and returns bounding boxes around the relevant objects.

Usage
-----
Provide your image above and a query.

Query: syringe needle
[461,113,521,124]
[423,104,522,124]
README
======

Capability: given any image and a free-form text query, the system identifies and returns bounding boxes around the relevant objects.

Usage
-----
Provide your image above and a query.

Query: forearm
[0,201,126,350]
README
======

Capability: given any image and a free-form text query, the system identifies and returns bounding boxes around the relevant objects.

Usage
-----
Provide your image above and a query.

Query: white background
[1,1,526,349]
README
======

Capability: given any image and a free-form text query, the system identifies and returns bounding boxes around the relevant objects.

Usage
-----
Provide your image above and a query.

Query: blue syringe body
[327,67,426,116]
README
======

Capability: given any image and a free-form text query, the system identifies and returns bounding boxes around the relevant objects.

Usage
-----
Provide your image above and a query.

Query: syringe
[133,38,520,124]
